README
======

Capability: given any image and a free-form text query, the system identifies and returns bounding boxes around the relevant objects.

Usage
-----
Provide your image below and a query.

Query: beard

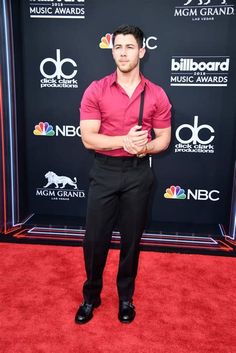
[115,58,139,73]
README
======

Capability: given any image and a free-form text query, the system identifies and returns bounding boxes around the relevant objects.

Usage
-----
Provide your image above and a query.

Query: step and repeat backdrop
[14,0,236,227]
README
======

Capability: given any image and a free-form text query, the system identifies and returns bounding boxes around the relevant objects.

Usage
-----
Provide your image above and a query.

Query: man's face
[112,34,145,73]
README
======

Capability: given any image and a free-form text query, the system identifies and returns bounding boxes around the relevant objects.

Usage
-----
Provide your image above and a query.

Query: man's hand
[123,125,148,155]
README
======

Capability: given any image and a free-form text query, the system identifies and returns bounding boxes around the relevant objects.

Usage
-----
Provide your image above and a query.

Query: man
[75,25,171,325]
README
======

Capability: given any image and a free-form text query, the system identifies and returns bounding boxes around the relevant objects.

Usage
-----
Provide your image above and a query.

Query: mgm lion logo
[184,0,226,4]
[44,171,78,189]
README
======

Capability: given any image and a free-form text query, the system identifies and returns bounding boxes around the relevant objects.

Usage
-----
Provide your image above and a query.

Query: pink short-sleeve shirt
[80,72,171,157]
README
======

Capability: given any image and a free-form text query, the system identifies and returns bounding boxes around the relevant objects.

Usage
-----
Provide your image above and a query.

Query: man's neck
[116,68,141,88]
[116,68,141,97]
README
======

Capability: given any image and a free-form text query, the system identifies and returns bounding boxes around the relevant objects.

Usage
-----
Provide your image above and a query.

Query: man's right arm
[80,120,148,152]
[80,120,125,151]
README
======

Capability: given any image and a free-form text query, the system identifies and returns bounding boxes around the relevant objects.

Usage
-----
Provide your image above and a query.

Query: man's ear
[139,47,146,59]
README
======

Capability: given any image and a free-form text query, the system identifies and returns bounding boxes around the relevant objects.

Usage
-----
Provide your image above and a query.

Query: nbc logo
[99,33,113,49]
[99,33,158,50]
[33,122,55,136]
[164,185,220,201]
[33,122,81,137]
[164,186,186,199]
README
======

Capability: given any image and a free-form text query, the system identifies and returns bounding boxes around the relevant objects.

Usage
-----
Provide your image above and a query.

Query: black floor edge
[1,232,235,257]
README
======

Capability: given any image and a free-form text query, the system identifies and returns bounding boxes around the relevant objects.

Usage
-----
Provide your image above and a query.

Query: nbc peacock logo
[99,33,158,50]
[33,122,55,136]
[99,33,113,49]
[164,185,186,200]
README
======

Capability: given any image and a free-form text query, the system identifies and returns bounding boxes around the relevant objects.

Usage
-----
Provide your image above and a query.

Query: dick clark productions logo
[39,49,78,88]
[175,116,215,154]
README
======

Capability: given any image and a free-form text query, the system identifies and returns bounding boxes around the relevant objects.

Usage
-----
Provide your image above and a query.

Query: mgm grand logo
[174,0,234,20]
[36,171,86,201]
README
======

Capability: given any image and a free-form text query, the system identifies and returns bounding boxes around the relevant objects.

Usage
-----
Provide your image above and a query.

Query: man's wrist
[137,144,148,158]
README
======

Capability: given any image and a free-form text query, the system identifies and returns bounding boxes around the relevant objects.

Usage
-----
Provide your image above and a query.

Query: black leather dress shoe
[75,299,101,325]
[118,300,136,323]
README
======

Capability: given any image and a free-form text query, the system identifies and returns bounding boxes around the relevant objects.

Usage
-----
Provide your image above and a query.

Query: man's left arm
[143,87,172,155]
[125,88,172,156]
[128,126,171,156]
[144,126,171,155]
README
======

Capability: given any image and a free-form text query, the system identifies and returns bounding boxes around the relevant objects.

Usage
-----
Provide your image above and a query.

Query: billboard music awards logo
[29,0,85,19]
[36,171,85,201]
[175,116,215,154]
[99,33,158,50]
[174,0,234,21]
[164,185,220,201]
[40,50,78,88]
[170,56,230,87]
[33,122,81,137]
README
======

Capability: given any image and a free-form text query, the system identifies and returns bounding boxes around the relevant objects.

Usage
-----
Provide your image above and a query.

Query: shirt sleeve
[79,81,101,120]
[152,87,172,129]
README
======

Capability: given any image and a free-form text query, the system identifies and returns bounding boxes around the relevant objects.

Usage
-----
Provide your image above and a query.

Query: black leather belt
[94,153,149,166]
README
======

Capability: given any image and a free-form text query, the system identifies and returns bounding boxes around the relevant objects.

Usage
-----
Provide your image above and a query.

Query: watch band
[137,144,148,158]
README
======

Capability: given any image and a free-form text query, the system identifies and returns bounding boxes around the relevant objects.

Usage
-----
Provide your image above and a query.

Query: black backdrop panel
[13,0,236,225]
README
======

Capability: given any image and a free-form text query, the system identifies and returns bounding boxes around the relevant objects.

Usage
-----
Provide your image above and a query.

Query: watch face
[137,153,146,158]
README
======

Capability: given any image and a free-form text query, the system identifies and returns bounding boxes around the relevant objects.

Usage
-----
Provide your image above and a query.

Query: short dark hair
[112,25,144,48]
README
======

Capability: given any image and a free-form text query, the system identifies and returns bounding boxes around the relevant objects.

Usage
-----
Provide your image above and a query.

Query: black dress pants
[82,153,154,304]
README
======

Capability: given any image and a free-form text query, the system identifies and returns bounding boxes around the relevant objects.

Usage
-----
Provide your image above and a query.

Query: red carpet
[0,243,236,353]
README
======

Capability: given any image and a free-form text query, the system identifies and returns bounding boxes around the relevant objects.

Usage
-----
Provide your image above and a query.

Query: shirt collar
[110,71,147,90]
[110,72,117,86]
[139,73,147,90]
